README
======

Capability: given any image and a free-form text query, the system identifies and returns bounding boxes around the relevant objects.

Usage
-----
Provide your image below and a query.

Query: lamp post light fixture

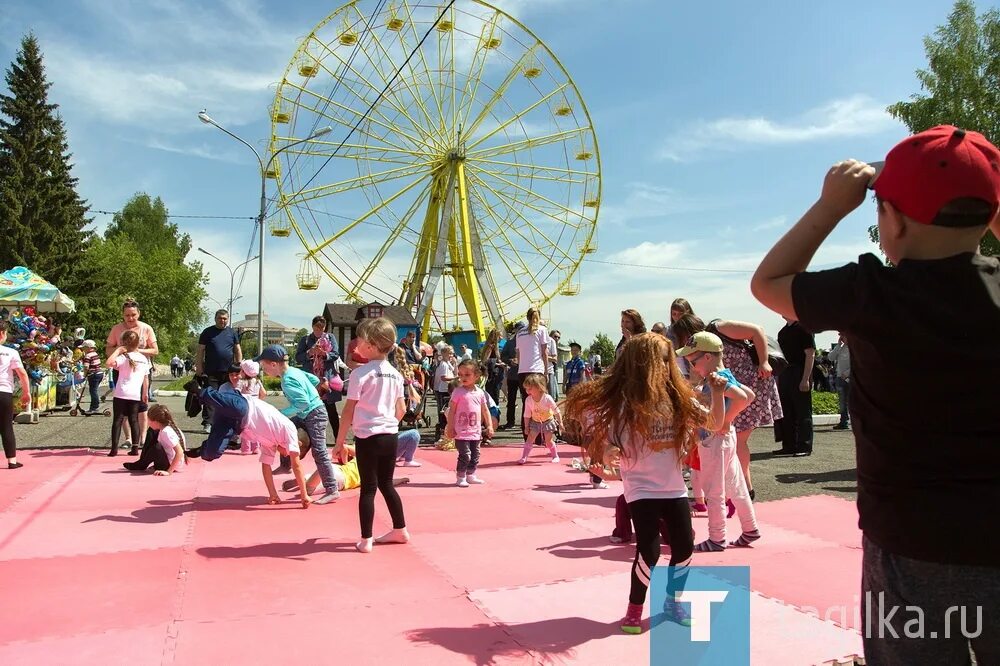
[196,247,258,314]
[197,109,332,350]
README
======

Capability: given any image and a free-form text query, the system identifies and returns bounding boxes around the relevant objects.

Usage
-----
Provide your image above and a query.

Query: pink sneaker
[692,502,708,513]
[240,441,252,455]
[249,442,260,455]
[621,602,644,634]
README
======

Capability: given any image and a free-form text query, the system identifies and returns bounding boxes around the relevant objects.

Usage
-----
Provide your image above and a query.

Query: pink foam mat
[0,448,866,664]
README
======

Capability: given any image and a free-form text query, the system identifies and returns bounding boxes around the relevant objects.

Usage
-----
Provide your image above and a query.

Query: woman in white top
[0,322,31,469]
[513,307,550,437]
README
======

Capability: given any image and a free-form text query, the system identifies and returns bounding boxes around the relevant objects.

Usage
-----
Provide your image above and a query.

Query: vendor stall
[0,266,77,423]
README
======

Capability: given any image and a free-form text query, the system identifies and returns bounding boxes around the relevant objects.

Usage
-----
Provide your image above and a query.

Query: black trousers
[0,392,16,459]
[504,376,524,426]
[200,372,230,425]
[777,365,813,454]
[111,397,141,454]
[131,427,170,471]
[628,498,694,605]
[355,433,406,539]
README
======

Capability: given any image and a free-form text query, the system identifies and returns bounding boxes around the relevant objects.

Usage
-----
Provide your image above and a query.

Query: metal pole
[197,111,330,355]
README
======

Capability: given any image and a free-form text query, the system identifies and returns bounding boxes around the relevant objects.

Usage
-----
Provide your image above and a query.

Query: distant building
[231,313,299,346]
[323,302,419,351]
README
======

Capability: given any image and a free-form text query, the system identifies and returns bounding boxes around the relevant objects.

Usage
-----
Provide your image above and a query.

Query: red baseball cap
[870,125,1000,225]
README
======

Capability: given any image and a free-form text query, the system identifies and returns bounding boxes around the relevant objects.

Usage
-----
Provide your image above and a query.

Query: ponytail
[527,307,540,333]
[148,405,184,446]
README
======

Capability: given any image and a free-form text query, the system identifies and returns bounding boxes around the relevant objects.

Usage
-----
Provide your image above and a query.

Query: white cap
[81,339,96,349]
[240,359,260,378]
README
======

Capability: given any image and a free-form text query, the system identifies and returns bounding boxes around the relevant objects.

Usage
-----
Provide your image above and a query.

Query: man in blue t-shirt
[196,309,242,432]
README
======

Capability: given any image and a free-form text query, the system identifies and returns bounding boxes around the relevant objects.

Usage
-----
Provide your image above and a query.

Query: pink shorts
[259,438,300,466]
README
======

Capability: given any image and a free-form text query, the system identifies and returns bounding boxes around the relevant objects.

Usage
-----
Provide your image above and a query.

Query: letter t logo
[675,591,729,641]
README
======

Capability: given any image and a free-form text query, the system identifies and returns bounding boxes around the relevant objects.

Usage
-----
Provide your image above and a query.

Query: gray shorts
[527,419,557,439]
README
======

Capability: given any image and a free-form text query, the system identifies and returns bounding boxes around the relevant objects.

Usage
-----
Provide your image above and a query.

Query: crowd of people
[1,125,997,661]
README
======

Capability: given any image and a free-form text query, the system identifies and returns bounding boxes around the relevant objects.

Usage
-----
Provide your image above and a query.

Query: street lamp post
[197,110,331,351]
[197,248,258,313]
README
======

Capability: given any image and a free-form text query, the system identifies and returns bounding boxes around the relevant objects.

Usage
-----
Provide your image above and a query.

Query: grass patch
[812,390,840,415]
[156,375,283,392]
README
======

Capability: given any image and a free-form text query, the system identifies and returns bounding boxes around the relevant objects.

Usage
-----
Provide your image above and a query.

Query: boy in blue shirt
[563,342,587,394]
[678,332,759,552]
[258,344,340,505]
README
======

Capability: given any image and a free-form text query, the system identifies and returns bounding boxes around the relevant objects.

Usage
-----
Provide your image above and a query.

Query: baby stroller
[400,374,430,430]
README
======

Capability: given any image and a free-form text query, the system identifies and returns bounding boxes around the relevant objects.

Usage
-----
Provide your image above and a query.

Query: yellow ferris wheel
[268,0,600,338]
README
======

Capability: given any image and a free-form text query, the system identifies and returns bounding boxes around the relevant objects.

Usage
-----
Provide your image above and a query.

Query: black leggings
[628,497,694,605]
[111,397,141,454]
[355,433,406,539]
[0,392,16,459]
[326,402,340,440]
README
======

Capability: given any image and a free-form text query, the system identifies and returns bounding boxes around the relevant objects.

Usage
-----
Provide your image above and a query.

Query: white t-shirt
[546,339,557,375]
[113,353,150,401]
[242,396,298,448]
[157,427,186,470]
[613,419,688,503]
[433,359,455,393]
[0,346,24,394]
[515,326,549,374]
[347,360,404,438]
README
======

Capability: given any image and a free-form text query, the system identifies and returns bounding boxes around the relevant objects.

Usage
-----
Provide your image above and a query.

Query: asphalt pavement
[11,375,859,503]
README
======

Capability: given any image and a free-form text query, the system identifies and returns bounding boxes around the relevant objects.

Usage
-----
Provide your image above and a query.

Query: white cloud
[750,215,789,232]
[604,240,688,268]
[144,138,243,163]
[600,181,706,228]
[659,95,901,162]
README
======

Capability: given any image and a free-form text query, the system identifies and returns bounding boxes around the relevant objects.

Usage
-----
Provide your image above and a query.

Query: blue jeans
[292,405,337,494]
[396,429,420,462]
[87,372,104,412]
[456,439,481,476]
[862,536,999,664]
[835,376,850,426]
[198,388,248,461]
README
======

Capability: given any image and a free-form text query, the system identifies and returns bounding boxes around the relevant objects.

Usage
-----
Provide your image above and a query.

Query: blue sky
[2,0,989,349]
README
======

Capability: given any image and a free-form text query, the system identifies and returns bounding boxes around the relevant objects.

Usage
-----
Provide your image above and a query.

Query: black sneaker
[792,450,812,457]
[832,423,850,430]
[771,449,795,456]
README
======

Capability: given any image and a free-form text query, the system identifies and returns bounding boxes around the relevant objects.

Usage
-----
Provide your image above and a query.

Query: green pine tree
[0,33,91,284]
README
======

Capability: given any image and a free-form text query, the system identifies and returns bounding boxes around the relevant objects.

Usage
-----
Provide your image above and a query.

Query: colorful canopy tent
[0,266,76,314]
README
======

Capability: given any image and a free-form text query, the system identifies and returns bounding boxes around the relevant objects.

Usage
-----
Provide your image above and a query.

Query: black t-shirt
[776,321,815,367]
[793,252,1000,566]
[199,326,240,373]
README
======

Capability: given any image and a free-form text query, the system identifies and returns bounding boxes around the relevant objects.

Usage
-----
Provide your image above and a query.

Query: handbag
[707,320,788,375]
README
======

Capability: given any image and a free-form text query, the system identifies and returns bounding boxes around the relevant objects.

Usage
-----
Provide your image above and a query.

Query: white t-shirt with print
[113,353,150,401]
[157,427,186,470]
[546,338,557,376]
[242,396,298,448]
[515,326,549,374]
[348,360,404,438]
[0,346,24,394]
[613,418,688,503]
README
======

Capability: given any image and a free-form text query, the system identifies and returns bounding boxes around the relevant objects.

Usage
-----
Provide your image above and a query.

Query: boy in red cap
[752,126,1000,663]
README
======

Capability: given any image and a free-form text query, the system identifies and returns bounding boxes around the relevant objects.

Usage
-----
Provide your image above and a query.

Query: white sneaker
[550,456,560,464]
[400,460,422,467]
[592,480,608,489]
[517,457,527,465]
[456,477,469,488]
[466,475,485,484]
